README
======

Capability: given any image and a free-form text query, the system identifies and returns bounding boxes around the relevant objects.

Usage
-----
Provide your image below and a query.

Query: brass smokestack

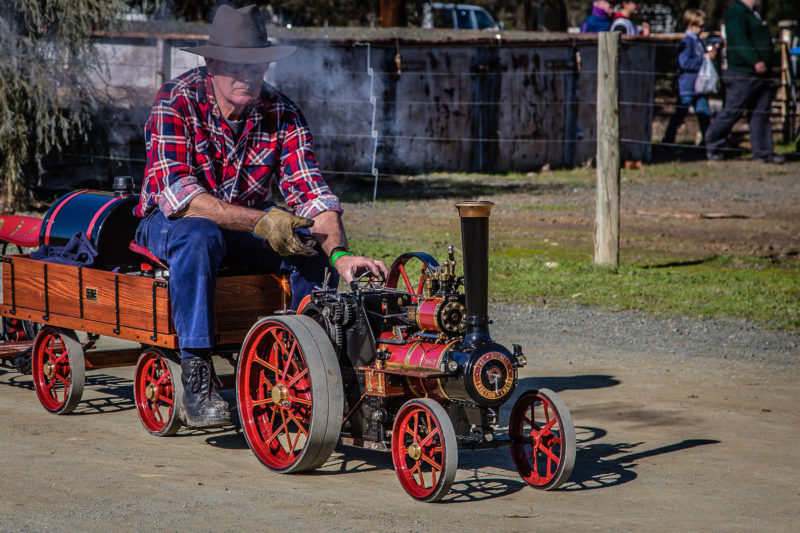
[455,200,493,343]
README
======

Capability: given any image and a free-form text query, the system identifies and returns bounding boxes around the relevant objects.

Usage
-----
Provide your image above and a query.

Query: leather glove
[253,208,317,257]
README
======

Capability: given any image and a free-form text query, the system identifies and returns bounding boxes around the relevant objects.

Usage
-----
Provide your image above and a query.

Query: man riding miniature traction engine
[134,4,387,428]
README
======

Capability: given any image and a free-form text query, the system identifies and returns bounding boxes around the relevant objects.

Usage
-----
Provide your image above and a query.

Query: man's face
[207,59,269,109]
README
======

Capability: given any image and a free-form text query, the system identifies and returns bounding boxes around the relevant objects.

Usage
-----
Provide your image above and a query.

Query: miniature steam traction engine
[236,200,576,501]
[0,186,575,502]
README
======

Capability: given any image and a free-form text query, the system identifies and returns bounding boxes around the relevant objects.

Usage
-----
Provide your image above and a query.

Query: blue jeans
[135,209,336,351]
[662,94,711,145]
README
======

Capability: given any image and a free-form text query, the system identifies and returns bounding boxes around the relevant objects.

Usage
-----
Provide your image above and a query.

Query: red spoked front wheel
[236,315,343,473]
[31,327,85,414]
[391,398,458,502]
[134,348,183,436]
[509,388,576,490]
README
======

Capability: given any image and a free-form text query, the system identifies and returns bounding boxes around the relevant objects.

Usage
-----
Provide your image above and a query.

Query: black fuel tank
[39,189,141,270]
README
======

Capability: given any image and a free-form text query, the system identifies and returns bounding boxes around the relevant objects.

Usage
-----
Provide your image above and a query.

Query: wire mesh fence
[45,32,796,195]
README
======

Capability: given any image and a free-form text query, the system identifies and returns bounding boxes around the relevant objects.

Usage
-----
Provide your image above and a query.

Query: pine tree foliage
[0,0,122,211]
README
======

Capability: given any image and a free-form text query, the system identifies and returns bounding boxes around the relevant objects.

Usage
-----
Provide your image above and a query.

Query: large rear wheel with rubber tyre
[236,315,343,473]
[31,327,85,414]
[509,388,576,490]
[134,348,183,436]
[391,398,458,502]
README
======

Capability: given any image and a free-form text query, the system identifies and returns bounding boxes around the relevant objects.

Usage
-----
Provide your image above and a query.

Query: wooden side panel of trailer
[214,273,291,344]
[1,255,290,350]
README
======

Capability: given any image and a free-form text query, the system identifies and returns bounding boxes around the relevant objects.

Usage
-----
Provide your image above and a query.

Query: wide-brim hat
[181,4,295,64]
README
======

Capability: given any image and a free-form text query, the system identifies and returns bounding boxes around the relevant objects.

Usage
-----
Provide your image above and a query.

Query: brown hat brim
[180,44,296,64]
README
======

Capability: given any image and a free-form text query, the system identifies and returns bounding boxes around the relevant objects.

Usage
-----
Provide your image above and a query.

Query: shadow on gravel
[0,369,139,415]
[642,256,718,269]
[317,444,530,502]
[70,374,136,415]
[316,444,394,475]
[562,433,720,491]
[0,368,34,391]
[205,431,249,449]
[517,374,621,393]
[329,174,576,203]
[444,477,528,503]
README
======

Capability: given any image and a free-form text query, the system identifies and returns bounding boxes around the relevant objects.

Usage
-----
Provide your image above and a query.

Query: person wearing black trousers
[705,0,784,163]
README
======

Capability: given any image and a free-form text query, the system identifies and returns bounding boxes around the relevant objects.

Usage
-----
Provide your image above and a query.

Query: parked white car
[422,3,502,30]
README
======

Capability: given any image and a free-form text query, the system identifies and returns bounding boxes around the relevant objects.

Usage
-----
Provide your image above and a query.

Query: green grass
[340,163,799,331]
[489,249,800,330]
[349,218,800,332]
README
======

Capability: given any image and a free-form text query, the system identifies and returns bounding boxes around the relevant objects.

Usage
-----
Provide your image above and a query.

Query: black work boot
[180,357,231,428]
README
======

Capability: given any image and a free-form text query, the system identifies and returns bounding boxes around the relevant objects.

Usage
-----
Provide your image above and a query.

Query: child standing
[610,1,650,36]
[662,9,718,145]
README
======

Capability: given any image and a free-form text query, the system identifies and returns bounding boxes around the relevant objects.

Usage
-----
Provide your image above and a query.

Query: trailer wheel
[31,327,84,414]
[1,316,41,342]
[236,315,343,473]
[509,388,576,490]
[391,398,458,502]
[134,348,183,436]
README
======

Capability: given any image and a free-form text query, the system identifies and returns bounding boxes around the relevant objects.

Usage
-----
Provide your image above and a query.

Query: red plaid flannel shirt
[135,67,341,219]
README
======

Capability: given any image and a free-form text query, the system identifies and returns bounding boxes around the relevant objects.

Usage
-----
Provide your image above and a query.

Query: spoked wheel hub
[42,360,56,379]
[270,383,289,407]
[406,442,422,461]
[145,382,159,402]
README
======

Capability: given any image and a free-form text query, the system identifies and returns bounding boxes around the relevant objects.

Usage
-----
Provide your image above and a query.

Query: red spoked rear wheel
[391,398,458,502]
[236,315,343,473]
[31,327,85,414]
[509,388,575,490]
[134,348,183,436]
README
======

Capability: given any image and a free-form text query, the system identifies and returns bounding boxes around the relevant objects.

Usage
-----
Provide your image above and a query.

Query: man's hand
[253,209,317,257]
[333,254,389,284]
[754,61,767,74]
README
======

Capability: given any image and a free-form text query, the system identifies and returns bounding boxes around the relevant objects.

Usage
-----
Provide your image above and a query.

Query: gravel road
[1,159,798,531]
[491,303,800,367]
[1,302,798,532]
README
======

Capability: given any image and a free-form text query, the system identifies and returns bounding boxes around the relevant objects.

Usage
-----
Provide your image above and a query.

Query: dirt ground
[1,325,797,532]
[1,159,798,532]
[344,158,800,264]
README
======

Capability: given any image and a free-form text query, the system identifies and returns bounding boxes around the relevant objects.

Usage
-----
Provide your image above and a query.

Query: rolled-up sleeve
[278,109,342,219]
[142,101,207,218]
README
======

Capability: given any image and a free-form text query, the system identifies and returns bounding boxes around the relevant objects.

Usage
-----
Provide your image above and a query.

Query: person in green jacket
[705,0,784,163]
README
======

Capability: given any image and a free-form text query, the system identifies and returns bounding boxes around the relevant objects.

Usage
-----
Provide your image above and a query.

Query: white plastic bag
[694,56,719,95]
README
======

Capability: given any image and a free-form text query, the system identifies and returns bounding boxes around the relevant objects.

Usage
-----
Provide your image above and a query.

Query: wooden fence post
[594,31,620,268]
